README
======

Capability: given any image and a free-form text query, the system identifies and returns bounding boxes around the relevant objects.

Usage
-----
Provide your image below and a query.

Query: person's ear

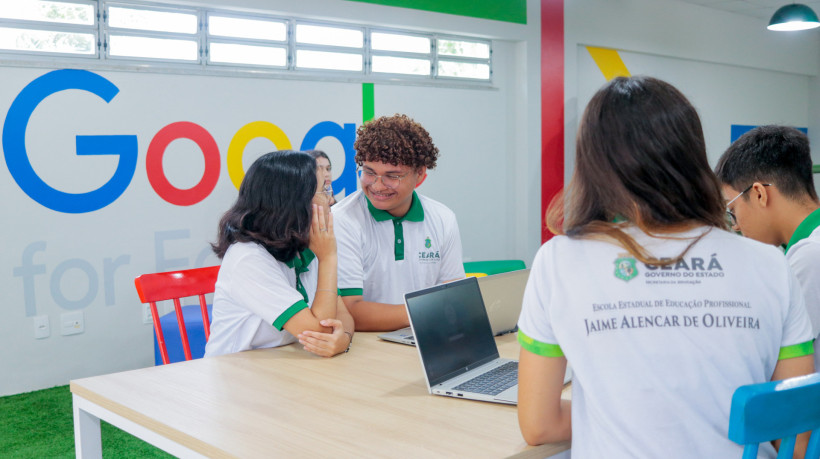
[415,167,427,188]
[751,182,769,208]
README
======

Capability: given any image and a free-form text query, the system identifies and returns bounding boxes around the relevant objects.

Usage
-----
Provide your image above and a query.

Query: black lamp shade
[768,4,820,31]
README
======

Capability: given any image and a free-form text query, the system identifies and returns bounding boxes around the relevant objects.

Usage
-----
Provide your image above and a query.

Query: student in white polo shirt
[716,125,820,371]
[517,76,814,458]
[205,151,354,358]
[333,114,465,331]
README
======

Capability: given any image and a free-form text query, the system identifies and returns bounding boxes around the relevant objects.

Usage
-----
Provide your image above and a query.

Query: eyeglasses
[725,183,771,226]
[357,167,412,189]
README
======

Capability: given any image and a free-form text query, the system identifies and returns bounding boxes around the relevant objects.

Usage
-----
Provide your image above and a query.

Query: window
[297,49,362,72]
[372,55,429,76]
[209,16,285,41]
[436,38,491,80]
[372,32,429,54]
[0,1,94,25]
[0,1,492,83]
[0,27,95,55]
[370,30,431,77]
[295,23,363,72]
[296,24,363,48]
[207,14,287,68]
[209,43,286,67]
[106,5,198,61]
[109,35,197,61]
[108,6,196,34]
[0,1,96,56]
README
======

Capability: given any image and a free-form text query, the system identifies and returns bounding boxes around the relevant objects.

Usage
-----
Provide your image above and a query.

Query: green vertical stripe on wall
[345,0,526,24]
[362,82,375,125]
[813,164,819,173]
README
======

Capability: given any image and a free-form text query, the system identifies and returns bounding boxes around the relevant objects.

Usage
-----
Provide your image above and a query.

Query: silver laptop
[405,277,520,404]
[379,269,530,345]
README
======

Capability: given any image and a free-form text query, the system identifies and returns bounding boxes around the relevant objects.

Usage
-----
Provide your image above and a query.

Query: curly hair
[354,114,439,169]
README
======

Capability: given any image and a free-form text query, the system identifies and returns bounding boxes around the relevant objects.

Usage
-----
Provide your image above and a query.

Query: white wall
[576,47,811,165]
[0,0,541,395]
[566,0,820,181]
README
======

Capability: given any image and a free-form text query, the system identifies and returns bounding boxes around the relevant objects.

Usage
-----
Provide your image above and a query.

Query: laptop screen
[405,277,500,387]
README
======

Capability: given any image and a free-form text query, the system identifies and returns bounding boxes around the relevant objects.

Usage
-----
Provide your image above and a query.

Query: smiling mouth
[367,188,395,200]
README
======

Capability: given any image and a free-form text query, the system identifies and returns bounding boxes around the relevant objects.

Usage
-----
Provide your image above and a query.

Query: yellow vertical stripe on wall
[586,46,631,81]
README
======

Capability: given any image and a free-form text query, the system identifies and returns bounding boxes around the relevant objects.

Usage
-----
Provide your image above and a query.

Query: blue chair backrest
[729,373,820,459]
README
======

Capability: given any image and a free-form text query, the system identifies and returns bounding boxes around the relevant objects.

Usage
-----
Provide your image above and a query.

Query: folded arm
[517,348,571,445]
[341,295,408,332]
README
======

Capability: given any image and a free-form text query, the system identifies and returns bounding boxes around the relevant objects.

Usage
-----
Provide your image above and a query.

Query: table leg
[73,394,103,459]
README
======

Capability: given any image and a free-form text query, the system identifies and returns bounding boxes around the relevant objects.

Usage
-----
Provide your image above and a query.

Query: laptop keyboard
[453,361,518,396]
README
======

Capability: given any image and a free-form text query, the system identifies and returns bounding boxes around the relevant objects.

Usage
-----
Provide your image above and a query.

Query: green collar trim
[285,248,315,272]
[786,207,820,253]
[366,191,424,223]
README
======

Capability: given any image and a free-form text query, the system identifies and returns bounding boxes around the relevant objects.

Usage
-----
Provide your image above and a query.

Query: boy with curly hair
[333,114,465,331]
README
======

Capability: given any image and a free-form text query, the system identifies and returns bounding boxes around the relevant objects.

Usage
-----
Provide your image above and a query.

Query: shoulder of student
[417,193,458,224]
[331,190,367,229]
[221,241,283,273]
[786,229,820,272]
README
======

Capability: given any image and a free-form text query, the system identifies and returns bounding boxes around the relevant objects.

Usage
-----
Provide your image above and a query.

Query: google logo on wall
[2,69,357,213]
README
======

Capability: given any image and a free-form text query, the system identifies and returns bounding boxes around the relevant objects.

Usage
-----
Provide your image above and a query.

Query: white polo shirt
[204,242,318,357]
[785,207,820,371]
[517,226,813,459]
[333,190,465,304]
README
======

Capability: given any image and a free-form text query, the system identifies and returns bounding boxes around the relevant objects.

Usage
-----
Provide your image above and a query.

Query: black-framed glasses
[726,183,771,226]
[356,167,411,189]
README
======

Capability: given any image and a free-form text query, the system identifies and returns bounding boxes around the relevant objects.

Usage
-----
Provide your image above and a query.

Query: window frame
[0,1,494,86]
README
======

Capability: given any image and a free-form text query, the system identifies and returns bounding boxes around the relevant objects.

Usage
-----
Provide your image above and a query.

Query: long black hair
[548,76,727,265]
[212,150,317,262]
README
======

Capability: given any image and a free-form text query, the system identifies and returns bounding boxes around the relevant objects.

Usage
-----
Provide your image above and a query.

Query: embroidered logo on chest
[418,236,440,263]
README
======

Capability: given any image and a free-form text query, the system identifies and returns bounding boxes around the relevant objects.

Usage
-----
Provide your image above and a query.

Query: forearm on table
[518,351,572,445]
[341,296,408,331]
[337,299,355,336]
[311,255,338,321]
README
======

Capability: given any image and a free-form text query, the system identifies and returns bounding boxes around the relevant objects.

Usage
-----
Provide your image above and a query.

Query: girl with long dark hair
[517,76,814,457]
[205,150,353,358]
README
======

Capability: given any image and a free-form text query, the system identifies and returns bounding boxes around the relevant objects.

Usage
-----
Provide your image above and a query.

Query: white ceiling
[674,0,820,20]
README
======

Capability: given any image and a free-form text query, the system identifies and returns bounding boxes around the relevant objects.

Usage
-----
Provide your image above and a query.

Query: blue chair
[152,304,212,365]
[729,373,820,459]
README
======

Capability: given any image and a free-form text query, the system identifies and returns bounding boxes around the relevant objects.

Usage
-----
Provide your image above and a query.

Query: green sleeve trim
[517,330,564,357]
[778,340,815,360]
[339,288,363,297]
[272,300,308,330]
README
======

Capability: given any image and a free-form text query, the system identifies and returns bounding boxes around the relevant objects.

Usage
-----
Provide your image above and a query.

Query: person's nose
[370,176,389,190]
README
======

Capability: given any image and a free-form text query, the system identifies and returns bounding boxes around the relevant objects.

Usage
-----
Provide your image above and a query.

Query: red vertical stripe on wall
[540,0,564,243]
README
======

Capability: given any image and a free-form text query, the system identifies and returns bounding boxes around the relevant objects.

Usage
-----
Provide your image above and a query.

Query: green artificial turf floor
[0,385,172,458]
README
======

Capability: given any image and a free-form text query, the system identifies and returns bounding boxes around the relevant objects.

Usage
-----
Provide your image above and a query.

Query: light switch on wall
[60,311,84,336]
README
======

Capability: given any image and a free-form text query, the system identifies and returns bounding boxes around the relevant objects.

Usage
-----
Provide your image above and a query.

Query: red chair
[134,266,219,365]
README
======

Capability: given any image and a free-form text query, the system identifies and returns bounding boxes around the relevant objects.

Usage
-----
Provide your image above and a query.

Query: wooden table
[71,332,570,458]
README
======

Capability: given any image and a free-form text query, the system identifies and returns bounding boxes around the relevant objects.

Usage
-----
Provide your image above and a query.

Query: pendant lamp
[768,3,820,31]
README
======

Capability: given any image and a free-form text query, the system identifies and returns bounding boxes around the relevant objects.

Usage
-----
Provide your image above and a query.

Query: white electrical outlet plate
[33,315,50,339]
[61,311,84,336]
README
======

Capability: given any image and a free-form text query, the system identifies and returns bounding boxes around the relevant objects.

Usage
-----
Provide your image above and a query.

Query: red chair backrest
[134,266,219,365]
